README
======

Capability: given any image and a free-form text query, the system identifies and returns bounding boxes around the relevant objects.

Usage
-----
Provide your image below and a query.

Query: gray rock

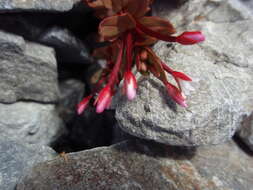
[239,0,253,15]
[236,112,253,151]
[112,124,137,144]
[191,140,253,190]
[0,0,75,12]
[0,102,65,145]
[0,30,59,103]
[115,0,253,146]
[0,136,56,190]
[39,27,92,64]
[58,79,85,123]
[16,140,225,190]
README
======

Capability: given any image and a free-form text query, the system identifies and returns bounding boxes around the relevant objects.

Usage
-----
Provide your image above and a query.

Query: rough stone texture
[39,27,92,64]
[240,0,253,14]
[57,79,85,123]
[0,136,56,190]
[16,140,226,190]
[0,30,59,103]
[236,111,253,151]
[116,0,253,146]
[0,102,65,145]
[0,0,75,12]
[191,140,253,190]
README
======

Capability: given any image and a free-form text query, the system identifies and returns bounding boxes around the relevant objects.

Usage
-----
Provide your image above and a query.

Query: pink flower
[123,71,137,100]
[94,85,113,113]
[165,82,187,107]
[176,31,205,45]
[77,95,92,115]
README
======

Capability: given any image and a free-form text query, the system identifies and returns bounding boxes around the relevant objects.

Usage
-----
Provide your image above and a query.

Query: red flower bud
[165,82,187,107]
[123,71,137,100]
[176,31,205,45]
[77,95,92,115]
[94,85,113,113]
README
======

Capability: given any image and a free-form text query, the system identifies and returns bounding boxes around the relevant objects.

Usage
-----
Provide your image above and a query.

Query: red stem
[161,62,174,74]
[136,21,176,42]
[108,40,124,87]
[125,32,133,71]
[92,75,106,94]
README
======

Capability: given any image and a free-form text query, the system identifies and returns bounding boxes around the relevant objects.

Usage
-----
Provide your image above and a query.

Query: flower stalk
[77,0,205,114]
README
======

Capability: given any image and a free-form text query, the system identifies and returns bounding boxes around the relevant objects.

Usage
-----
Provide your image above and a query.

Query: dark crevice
[233,135,253,156]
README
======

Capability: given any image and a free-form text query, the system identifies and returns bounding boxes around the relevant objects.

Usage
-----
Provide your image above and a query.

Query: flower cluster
[77,0,205,114]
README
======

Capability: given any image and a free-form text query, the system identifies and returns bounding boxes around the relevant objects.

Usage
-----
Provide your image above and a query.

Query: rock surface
[16,140,226,190]
[39,27,92,64]
[236,112,253,151]
[17,139,253,190]
[0,102,65,145]
[191,140,253,190]
[0,30,59,103]
[0,0,75,12]
[57,79,85,123]
[0,137,56,190]
[116,0,253,146]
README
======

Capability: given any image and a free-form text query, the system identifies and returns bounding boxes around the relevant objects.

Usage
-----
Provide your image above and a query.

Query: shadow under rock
[233,136,253,157]
[52,108,116,153]
[152,0,188,12]
[113,139,197,160]
[148,78,178,113]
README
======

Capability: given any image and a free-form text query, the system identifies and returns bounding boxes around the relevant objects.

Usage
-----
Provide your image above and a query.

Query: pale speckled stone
[191,140,253,190]
[0,0,75,12]
[115,0,253,146]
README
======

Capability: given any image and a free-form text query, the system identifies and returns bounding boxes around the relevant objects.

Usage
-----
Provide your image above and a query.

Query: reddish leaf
[86,0,153,18]
[134,28,158,46]
[92,42,119,61]
[138,16,176,36]
[145,47,167,83]
[124,0,151,18]
[99,13,136,41]
[92,46,112,60]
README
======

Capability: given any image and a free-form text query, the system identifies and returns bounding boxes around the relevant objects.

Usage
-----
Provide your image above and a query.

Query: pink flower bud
[165,82,187,107]
[123,71,137,100]
[176,31,205,45]
[94,85,113,113]
[77,95,92,115]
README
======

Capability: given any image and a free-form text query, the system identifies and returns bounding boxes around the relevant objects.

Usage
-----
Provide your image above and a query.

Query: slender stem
[161,62,182,91]
[125,32,133,71]
[161,62,174,74]
[108,40,124,87]
[144,47,168,84]
[92,75,106,94]
[136,21,177,42]
[135,50,141,71]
